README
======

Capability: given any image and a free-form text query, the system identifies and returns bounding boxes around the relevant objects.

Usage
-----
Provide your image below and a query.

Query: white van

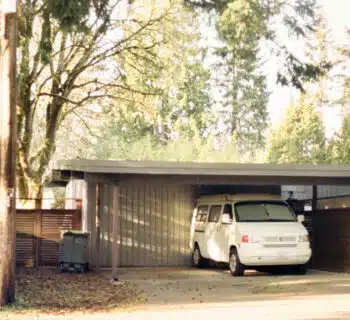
[190,194,311,276]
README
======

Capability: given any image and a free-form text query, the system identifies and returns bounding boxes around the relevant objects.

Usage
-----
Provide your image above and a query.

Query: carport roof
[52,159,350,185]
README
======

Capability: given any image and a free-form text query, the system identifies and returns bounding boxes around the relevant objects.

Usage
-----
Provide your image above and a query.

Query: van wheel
[292,264,308,275]
[192,245,206,268]
[229,249,245,276]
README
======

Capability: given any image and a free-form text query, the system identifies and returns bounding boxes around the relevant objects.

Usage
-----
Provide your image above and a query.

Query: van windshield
[234,201,297,222]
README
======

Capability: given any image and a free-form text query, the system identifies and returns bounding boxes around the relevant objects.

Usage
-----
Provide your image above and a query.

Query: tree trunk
[0,11,17,306]
[17,173,43,209]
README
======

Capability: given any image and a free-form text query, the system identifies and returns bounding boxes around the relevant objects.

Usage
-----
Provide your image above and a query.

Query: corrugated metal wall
[99,180,197,267]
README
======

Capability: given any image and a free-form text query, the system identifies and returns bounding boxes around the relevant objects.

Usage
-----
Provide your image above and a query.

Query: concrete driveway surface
[6,267,350,320]
[113,267,350,320]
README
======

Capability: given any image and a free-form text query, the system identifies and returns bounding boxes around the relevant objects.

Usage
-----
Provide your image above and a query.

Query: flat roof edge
[53,159,350,178]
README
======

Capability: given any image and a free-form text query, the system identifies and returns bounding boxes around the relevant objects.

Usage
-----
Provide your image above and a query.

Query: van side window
[223,204,233,220]
[196,205,209,222]
[208,205,222,223]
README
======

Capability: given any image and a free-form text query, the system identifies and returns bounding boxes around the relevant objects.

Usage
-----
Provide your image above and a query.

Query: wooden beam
[112,183,120,280]
[85,173,117,183]
[116,174,350,186]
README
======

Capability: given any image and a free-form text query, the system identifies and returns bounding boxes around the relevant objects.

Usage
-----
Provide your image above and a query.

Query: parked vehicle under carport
[190,194,311,276]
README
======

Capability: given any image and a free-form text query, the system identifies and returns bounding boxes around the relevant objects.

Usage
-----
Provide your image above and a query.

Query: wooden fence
[301,209,350,273]
[16,209,82,267]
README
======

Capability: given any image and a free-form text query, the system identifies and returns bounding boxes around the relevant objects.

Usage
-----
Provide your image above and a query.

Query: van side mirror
[297,214,305,223]
[222,213,233,224]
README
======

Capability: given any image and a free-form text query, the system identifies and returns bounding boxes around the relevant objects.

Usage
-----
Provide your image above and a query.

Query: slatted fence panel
[16,213,36,267]
[16,209,81,266]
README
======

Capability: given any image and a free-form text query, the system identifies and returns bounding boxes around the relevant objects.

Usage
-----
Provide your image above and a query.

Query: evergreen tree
[327,117,350,164]
[268,95,326,164]
[185,0,331,90]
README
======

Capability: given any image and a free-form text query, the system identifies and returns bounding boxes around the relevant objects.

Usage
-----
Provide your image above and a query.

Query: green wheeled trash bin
[59,231,89,273]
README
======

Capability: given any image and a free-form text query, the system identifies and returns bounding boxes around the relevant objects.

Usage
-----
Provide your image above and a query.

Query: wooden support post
[74,206,82,231]
[310,184,317,269]
[112,183,120,280]
[0,7,17,306]
[35,211,42,267]
[95,183,102,272]
[83,181,96,270]
[312,185,318,213]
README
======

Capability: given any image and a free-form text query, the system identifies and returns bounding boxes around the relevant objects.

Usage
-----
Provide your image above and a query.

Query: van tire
[229,249,245,276]
[192,245,206,268]
[292,264,308,275]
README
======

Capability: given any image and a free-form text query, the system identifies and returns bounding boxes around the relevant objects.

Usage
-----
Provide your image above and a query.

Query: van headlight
[298,235,310,242]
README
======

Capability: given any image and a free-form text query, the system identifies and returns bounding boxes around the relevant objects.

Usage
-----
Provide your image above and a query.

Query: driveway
[6,267,350,320]
[115,267,350,319]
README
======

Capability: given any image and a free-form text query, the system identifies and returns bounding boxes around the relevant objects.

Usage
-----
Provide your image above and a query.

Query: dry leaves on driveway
[7,267,142,315]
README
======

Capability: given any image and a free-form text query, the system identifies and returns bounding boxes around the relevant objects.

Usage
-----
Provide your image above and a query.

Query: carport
[52,160,350,275]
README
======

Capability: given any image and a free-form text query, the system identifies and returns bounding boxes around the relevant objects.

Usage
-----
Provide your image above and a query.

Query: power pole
[0,0,17,306]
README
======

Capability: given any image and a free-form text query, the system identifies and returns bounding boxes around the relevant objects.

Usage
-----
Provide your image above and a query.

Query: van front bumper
[238,245,312,266]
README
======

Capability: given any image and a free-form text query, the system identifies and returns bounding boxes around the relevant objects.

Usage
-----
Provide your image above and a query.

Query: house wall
[317,197,350,210]
[282,185,350,200]
[65,179,86,209]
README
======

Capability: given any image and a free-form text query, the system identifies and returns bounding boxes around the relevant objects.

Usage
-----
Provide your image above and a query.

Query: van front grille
[263,244,297,248]
[263,236,296,243]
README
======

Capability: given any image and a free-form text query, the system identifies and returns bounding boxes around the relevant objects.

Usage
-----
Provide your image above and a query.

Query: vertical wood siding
[99,180,197,267]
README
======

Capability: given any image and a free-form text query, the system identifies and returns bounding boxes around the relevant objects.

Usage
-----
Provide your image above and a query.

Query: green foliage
[91,132,250,163]
[327,72,350,164]
[268,95,326,164]
[185,0,331,90]
[38,13,53,64]
[159,60,213,140]
[102,7,214,146]
[47,0,109,33]
[213,0,269,154]
[327,117,350,164]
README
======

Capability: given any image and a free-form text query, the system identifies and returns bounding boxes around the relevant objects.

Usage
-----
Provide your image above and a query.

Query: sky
[267,0,350,137]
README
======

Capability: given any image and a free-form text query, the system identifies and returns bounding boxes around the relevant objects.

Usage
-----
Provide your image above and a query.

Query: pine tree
[268,95,327,164]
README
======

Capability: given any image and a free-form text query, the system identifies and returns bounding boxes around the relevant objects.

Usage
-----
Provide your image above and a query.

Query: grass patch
[1,267,142,315]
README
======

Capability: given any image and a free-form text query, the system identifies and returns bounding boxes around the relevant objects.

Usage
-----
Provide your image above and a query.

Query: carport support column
[311,184,317,269]
[112,183,120,280]
[83,180,97,270]
[312,185,318,212]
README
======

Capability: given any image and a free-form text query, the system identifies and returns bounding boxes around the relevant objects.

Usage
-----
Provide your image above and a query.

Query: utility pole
[0,0,17,306]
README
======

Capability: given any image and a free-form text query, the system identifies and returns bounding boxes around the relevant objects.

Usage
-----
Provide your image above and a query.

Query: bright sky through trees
[268,0,349,137]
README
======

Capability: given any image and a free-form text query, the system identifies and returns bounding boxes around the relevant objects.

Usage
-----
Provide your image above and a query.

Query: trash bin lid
[62,230,89,237]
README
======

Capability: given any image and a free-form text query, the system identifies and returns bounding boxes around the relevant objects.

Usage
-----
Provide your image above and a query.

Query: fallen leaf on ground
[9,267,142,315]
